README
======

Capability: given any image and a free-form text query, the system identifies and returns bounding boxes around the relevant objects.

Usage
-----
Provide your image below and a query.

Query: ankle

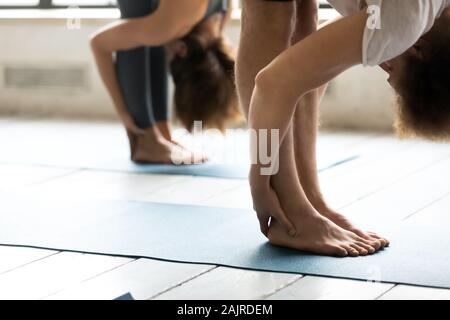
[137,127,165,144]
[156,121,172,141]
[304,191,329,212]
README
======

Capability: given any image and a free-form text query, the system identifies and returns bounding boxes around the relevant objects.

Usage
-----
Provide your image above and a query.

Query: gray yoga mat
[1,195,449,289]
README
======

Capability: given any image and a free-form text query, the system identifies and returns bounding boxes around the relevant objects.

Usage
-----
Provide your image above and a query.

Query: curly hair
[394,21,450,141]
[170,31,242,132]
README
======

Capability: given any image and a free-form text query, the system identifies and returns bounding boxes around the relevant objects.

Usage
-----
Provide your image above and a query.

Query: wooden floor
[0,117,449,300]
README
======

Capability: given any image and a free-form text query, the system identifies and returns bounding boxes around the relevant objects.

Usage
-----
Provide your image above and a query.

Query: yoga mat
[115,293,135,301]
[81,155,358,179]
[0,122,358,179]
[1,195,449,289]
[0,157,357,180]
[0,149,357,179]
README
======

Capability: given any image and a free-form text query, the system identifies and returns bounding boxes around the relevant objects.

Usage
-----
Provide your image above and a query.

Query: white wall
[0,13,395,131]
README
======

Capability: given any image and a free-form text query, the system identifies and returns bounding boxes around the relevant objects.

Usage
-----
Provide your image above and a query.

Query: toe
[363,238,382,251]
[379,237,390,247]
[356,241,375,254]
[350,244,368,256]
[368,232,389,248]
[376,238,387,248]
[353,231,388,249]
[362,237,382,250]
[353,235,380,251]
[353,229,372,241]
[343,245,359,257]
[372,240,383,250]
[333,246,348,257]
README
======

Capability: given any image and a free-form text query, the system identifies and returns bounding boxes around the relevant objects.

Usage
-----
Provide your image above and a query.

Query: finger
[257,211,270,237]
[259,219,270,237]
[268,191,297,237]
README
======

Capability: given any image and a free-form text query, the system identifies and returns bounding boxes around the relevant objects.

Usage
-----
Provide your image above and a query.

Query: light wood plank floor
[0,118,449,300]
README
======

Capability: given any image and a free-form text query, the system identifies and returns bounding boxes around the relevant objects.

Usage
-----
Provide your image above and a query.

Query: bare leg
[237,1,379,256]
[289,3,388,246]
[293,90,388,246]
[269,127,378,256]
[236,2,293,112]
[155,121,173,142]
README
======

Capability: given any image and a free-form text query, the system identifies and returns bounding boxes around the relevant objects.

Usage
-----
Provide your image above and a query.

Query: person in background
[91,0,240,164]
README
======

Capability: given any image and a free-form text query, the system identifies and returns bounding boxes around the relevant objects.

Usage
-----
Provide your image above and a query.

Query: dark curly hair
[170,31,242,132]
[395,19,450,141]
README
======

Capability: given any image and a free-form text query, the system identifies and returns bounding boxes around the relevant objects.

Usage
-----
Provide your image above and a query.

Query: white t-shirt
[327,0,450,66]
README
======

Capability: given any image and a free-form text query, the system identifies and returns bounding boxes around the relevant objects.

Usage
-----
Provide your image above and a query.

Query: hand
[249,166,297,238]
[119,112,147,136]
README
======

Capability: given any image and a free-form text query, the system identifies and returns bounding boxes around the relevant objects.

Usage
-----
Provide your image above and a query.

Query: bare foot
[155,122,172,141]
[268,210,381,257]
[132,134,207,165]
[322,207,389,248]
[155,122,186,148]
[307,191,389,250]
[154,122,209,160]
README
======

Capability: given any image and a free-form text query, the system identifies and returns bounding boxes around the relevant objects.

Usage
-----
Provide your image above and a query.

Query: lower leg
[155,121,172,142]
[292,82,388,246]
[268,127,378,256]
[237,1,377,256]
[293,92,389,247]
[149,46,174,143]
[120,46,204,164]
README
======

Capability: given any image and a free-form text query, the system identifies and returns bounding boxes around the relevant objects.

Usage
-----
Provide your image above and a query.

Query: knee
[89,32,99,51]
[254,66,286,95]
[89,31,106,53]
[254,65,304,107]
[254,68,275,93]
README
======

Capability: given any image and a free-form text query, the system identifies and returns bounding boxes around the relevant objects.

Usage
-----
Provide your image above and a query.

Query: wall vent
[4,66,87,89]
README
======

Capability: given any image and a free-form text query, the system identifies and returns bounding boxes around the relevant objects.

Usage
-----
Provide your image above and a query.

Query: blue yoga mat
[114,293,135,301]
[0,196,449,289]
[0,156,358,180]
[95,155,358,179]
[0,123,358,179]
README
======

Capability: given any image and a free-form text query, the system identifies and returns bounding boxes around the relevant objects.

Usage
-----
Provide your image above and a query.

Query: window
[0,0,116,8]
[52,0,116,6]
[0,0,39,5]
[231,1,331,9]
[320,0,332,7]
[0,0,330,9]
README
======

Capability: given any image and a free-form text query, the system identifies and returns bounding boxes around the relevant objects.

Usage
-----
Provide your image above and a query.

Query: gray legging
[116,0,168,129]
[116,0,228,129]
